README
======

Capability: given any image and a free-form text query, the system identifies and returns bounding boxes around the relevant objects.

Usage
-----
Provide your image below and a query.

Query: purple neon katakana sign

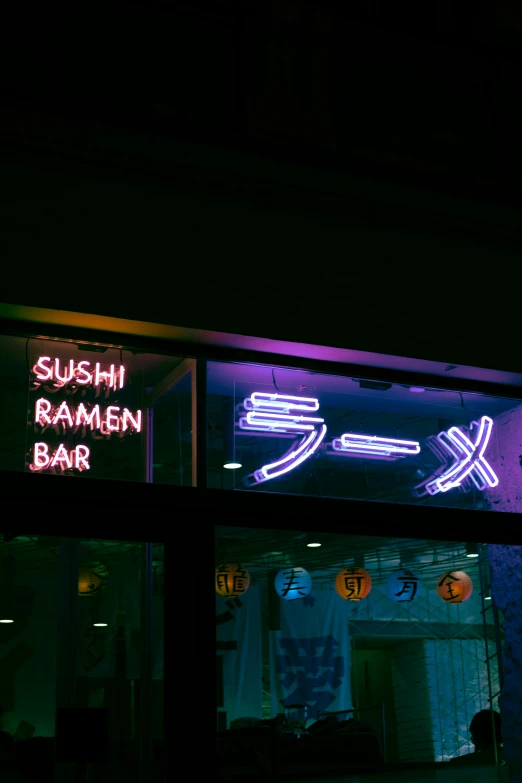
[237,392,498,493]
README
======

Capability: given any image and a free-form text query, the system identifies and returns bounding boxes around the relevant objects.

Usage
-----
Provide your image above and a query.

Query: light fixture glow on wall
[223,400,241,470]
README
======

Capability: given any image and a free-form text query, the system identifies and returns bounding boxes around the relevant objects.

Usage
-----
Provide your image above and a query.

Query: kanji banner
[216,586,262,726]
[270,589,352,720]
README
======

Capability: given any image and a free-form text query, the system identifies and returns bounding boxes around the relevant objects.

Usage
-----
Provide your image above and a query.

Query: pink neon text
[32,442,90,471]
[33,357,125,389]
[35,399,142,433]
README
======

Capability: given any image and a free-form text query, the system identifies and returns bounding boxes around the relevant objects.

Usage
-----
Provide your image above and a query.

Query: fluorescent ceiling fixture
[0,619,14,623]
[307,542,322,548]
[223,462,242,469]
[466,553,479,558]
[485,596,492,600]
[93,623,108,627]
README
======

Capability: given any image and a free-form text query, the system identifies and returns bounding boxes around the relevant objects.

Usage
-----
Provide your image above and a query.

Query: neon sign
[240,393,327,485]
[28,355,142,475]
[238,392,498,494]
[34,356,125,389]
[332,433,420,458]
[420,416,498,495]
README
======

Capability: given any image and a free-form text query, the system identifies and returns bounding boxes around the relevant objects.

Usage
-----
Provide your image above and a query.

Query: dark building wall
[3,143,521,375]
[3,1,522,373]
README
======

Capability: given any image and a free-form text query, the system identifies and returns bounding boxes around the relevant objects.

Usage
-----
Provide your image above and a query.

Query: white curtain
[270,588,352,721]
[216,585,262,725]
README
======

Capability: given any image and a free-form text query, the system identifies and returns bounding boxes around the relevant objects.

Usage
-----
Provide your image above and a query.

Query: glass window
[71,538,164,783]
[0,535,59,781]
[207,360,521,513]
[216,526,505,777]
[0,334,193,484]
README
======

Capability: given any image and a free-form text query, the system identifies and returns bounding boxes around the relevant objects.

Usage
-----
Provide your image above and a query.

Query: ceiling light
[307,542,321,548]
[466,542,479,558]
[223,462,242,470]
[0,619,14,623]
[93,623,108,627]
[485,596,492,601]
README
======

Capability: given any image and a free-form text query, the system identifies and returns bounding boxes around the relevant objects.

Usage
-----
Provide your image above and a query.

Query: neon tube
[425,416,498,495]
[332,433,420,457]
[253,424,327,483]
[241,392,327,484]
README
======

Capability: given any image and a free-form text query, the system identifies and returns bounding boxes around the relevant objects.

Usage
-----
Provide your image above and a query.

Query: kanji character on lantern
[215,563,250,597]
[335,567,372,601]
[436,570,473,603]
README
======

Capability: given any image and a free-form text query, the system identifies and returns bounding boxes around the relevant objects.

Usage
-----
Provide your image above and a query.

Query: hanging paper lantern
[274,567,312,601]
[386,569,423,603]
[78,562,109,597]
[335,566,372,601]
[436,570,473,603]
[215,563,250,597]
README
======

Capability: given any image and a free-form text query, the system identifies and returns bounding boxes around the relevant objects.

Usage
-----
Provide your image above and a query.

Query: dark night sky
[2,1,522,371]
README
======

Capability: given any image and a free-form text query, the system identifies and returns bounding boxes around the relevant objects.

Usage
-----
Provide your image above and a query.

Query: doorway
[351,637,412,764]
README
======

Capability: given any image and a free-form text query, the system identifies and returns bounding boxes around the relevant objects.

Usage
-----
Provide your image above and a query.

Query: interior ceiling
[0,536,164,570]
[207,361,517,420]
[215,526,479,586]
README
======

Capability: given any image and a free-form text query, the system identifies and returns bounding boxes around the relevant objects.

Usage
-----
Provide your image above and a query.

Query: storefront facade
[1,304,522,782]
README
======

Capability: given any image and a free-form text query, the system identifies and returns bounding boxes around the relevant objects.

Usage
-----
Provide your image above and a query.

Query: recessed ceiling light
[223,462,242,470]
[307,542,321,548]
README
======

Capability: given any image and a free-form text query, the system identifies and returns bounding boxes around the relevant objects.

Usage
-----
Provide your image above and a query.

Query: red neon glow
[74,445,90,470]
[55,359,74,384]
[76,360,92,385]
[34,357,53,381]
[75,403,101,430]
[33,357,125,388]
[34,400,141,433]
[50,444,72,469]
[123,408,142,432]
[106,406,120,431]
[35,398,52,425]
[34,442,51,468]
[95,363,116,389]
[32,442,91,471]
[53,401,74,428]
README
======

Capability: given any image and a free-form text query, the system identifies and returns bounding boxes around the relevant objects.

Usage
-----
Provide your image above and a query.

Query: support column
[488,545,522,778]
[485,405,522,777]
[55,537,79,783]
[139,542,154,783]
